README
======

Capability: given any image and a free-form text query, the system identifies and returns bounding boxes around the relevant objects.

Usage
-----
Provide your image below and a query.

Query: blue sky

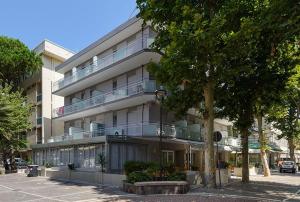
[0,0,138,52]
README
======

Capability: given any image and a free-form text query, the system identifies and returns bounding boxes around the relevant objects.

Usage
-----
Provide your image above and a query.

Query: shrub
[145,162,160,177]
[236,162,242,168]
[124,161,148,175]
[166,172,186,181]
[45,162,53,168]
[127,171,152,184]
[164,163,176,175]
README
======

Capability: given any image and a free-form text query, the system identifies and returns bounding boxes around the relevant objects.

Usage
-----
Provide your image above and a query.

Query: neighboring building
[31,17,238,173]
[20,40,74,160]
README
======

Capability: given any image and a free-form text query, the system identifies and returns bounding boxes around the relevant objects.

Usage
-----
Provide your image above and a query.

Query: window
[162,150,174,165]
[113,80,117,91]
[113,112,117,127]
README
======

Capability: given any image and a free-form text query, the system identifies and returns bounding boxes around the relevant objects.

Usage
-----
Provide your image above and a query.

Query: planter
[123,181,189,195]
[0,167,5,175]
[123,181,136,193]
[233,167,258,177]
[233,167,242,177]
[249,167,258,175]
[215,169,230,184]
[185,171,202,185]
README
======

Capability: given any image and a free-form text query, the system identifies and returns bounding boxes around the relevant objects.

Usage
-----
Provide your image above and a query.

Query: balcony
[36,117,42,125]
[47,123,204,143]
[53,80,156,120]
[53,36,157,95]
[36,94,42,103]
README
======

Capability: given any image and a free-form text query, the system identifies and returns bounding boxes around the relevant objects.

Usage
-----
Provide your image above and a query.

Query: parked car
[279,161,297,173]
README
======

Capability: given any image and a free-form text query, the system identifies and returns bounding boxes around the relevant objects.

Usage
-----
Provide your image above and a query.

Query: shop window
[162,150,174,165]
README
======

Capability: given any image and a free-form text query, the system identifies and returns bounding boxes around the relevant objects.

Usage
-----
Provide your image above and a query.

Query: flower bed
[123,161,189,194]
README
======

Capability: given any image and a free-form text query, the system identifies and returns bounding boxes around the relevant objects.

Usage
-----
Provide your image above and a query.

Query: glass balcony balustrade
[47,123,204,143]
[36,117,42,125]
[53,80,156,118]
[36,94,42,102]
[53,36,155,91]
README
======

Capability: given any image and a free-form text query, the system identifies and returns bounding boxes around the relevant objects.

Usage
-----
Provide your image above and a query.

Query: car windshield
[283,162,294,165]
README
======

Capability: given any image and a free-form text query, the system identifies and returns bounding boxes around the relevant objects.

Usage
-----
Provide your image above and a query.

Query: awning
[248,142,283,152]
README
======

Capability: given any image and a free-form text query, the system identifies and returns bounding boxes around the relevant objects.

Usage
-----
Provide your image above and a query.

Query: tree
[136,0,256,187]
[268,65,300,162]
[0,84,31,171]
[216,0,299,182]
[0,36,42,86]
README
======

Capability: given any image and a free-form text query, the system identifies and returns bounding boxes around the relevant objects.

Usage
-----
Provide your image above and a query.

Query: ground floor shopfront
[31,136,233,174]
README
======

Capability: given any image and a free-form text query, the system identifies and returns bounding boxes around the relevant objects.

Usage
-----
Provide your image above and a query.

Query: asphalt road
[0,172,299,202]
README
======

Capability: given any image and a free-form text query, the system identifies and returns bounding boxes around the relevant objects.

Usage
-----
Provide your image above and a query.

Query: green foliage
[127,171,152,184]
[163,162,176,175]
[236,162,243,168]
[0,36,42,86]
[145,162,160,177]
[124,161,148,175]
[0,83,31,162]
[45,162,53,168]
[166,172,186,181]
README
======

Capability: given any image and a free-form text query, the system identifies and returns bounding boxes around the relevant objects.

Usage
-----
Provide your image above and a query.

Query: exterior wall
[41,55,65,142]
[21,40,73,152]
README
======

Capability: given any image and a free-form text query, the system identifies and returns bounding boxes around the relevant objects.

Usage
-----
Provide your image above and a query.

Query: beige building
[20,40,74,160]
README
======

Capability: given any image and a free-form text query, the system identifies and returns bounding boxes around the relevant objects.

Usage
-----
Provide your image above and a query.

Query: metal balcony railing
[47,123,204,143]
[53,80,156,118]
[53,36,155,91]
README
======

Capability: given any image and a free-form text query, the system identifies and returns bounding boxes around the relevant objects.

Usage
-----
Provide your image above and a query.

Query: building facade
[31,17,238,173]
[20,40,74,160]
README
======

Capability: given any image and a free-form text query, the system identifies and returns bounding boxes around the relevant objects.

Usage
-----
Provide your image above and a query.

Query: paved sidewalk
[0,173,299,201]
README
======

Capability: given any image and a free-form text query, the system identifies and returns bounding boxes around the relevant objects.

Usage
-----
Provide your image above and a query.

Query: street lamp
[155,86,167,180]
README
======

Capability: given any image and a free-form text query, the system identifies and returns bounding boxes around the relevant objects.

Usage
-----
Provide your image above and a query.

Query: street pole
[159,96,163,180]
[217,141,221,188]
[155,87,167,181]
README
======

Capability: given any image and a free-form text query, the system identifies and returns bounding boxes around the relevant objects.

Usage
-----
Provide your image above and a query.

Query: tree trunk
[241,128,249,183]
[2,151,9,171]
[257,114,271,177]
[288,137,295,162]
[203,80,216,188]
[9,150,17,173]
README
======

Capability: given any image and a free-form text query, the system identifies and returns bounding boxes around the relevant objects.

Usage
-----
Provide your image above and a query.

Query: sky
[0,0,138,53]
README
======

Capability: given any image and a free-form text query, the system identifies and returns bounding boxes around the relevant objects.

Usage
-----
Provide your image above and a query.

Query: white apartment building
[20,40,74,160]
[31,17,240,173]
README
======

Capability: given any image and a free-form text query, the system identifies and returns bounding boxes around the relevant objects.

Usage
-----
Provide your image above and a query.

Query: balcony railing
[53,80,156,118]
[36,117,42,125]
[53,36,155,91]
[47,123,204,143]
[36,94,42,102]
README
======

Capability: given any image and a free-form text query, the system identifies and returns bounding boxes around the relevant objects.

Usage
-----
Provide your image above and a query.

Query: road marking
[283,189,300,202]
[0,184,14,191]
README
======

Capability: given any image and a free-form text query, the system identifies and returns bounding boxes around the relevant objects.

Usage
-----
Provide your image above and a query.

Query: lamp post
[155,86,167,180]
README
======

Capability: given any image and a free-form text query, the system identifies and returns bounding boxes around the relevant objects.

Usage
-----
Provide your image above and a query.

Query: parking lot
[0,172,299,202]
